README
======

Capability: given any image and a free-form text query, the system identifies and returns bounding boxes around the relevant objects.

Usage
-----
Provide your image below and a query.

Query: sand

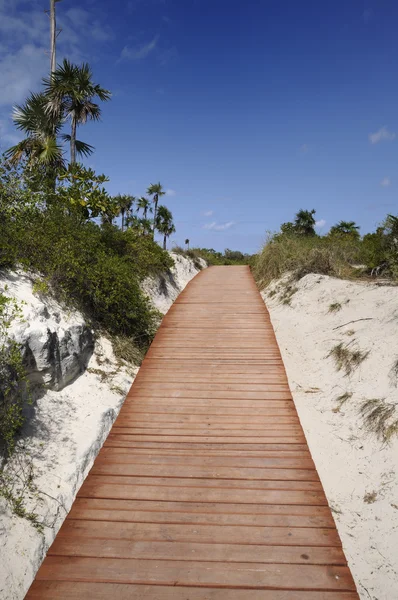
[262,273,398,600]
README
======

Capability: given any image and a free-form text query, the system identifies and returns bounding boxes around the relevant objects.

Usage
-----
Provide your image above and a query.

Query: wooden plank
[49,538,345,564]
[57,520,341,547]
[77,480,328,504]
[34,557,356,591]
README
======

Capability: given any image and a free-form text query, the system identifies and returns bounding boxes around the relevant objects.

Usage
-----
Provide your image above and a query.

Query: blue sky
[0,0,397,252]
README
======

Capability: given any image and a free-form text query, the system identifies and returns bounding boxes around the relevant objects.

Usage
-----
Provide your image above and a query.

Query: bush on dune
[0,161,173,348]
[253,209,398,287]
[254,234,361,287]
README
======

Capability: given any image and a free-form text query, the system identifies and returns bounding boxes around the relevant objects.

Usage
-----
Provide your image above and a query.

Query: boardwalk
[26,266,359,599]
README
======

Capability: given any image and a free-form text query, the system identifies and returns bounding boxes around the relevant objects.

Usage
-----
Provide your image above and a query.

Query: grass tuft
[360,398,398,442]
[332,391,353,413]
[328,302,342,313]
[328,342,369,376]
[363,491,378,504]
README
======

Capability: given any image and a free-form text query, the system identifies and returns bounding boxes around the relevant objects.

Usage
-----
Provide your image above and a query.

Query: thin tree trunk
[70,116,77,164]
[152,195,158,238]
[121,210,124,232]
[163,235,167,250]
[50,0,56,74]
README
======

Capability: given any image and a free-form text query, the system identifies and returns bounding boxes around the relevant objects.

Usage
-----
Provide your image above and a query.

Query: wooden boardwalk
[26,266,359,599]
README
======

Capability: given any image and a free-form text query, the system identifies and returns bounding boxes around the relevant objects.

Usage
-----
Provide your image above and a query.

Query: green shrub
[1,209,160,347]
[253,234,361,286]
[0,293,27,456]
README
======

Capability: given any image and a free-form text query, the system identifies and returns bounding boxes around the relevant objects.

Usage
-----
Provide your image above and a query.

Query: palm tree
[294,209,316,236]
[44,59,111,164]
[156,205,175,250]
[5,92,64,171]
[147,182,165,237]
[114,194,134,232]
[137,196,152,220]
[329,221,360,238]
[185,238,190,250]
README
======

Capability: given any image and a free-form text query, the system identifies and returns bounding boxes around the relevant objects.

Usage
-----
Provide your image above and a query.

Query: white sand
[0,255,204,599]
[262,274,398,600]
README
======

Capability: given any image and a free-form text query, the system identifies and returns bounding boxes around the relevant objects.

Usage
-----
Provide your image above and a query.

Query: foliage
[253,233,361,286]
[328,342,369,376]
[5,92,64,172]
[147,182,165,236]
[174,247,254,266]
[0,293,27,456]
[56,163,112,220]
[281,208,317,237]
[43,59,111,164]
[255,208,398,286]
[329,220,360,239]
[156,205,175,250]
[360,399,398,442]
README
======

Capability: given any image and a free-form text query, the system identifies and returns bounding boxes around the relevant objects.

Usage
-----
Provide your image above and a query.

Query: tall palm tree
[147,182,165,237]
[294,209,316,236]
[5,92,64,171]
[137,196,152,219]
[114,194,135,232]
[44,59,111,164]
[329,221,360,238]
[185,238,190,250]
[156,205,175,250]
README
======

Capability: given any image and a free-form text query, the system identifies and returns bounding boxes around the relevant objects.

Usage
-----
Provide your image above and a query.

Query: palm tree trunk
[152,195,158,238]
[144,207,147,219]
[50,0,56,74]
[70,116,77,164]
[163,234,167,250]
[121,210,125,232]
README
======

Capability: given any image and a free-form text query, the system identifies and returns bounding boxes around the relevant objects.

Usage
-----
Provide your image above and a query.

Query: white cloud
[204,221,235,231]
[119,36,159,61]
[203,210,214,217]
[91,20,114,42]
[315,219,326,228]
[369,126,396,144]
[381,177,391,187]
[165,189,176,196]
[0,44,47,107]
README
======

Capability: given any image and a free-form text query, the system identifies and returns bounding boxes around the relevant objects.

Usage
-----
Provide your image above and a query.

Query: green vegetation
[360,399,398,442]
[0,293,28,456]
[329,302,342,313]
[174,247,254,266]
[254,208,398,286]
[332,392,353,413]
[328,342,369,376]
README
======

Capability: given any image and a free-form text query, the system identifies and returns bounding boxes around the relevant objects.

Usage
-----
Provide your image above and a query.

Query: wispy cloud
[369,126,396,144]
[91,21,114,42]
[203,210,214,217]
[204,221,235,231]
[381,177,391,187]
[119,36,159,61]
[166,189,176,196]
[315,219,326,228]
[0,44,47,107]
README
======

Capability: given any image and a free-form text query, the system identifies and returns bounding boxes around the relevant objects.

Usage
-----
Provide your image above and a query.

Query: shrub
[0,293,27,456]
[1,208,161,347]
[253,234,362,287]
